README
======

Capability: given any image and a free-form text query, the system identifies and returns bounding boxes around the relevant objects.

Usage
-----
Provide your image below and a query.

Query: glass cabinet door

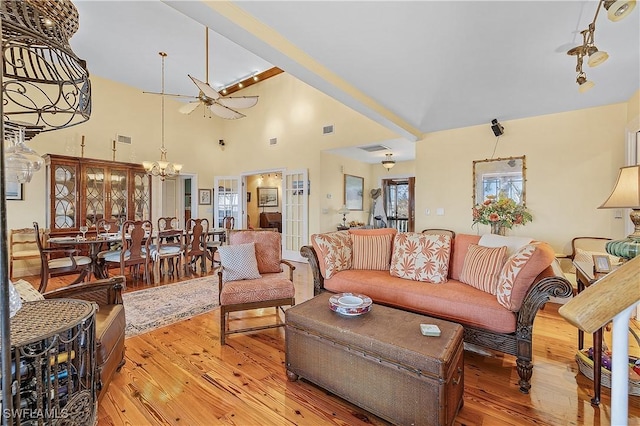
[52,164,78,230]
[110,169,128,224]
[84,166,106,227]
[133,172,151,221]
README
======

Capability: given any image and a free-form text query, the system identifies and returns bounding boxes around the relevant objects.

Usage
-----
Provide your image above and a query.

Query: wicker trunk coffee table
[285,292,464,426]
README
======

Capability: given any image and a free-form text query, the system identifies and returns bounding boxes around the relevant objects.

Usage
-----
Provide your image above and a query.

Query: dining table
[48,233,121,280]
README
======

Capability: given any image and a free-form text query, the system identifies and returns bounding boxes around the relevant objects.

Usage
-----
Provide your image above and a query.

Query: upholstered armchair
[217,229,295,345]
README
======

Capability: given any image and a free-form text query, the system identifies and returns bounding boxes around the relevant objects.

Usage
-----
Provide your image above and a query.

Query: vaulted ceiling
[70,1,639,162]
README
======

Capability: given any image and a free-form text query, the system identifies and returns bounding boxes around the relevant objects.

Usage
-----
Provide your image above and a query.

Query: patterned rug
[123,276,219,338]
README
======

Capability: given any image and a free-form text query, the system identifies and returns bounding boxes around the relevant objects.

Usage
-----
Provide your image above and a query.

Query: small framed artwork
[198,188,212,205]
[592,254,612,274]
[344,174,364,211]
[6,181,23,200]
[258,187,278,207]
[247,191,252,202]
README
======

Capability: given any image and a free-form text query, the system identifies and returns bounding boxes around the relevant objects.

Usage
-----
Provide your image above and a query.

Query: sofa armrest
[300,245,324,296]
[518,262,573,324]
[43,276,125,306]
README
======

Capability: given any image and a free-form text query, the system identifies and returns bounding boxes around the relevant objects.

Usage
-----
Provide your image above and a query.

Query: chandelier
[382,153,396,170]
[3,121,44,183]
[143,52,182,181]
[566,0,636,92]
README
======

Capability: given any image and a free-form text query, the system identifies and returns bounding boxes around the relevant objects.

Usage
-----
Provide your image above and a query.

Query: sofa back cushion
[459,244,507,294]
[496,241,556,311]
[478,234,533,257]
[311,231,352,279]
[450,234,481,281]
[390,232,451,283]
[350,231,395,270]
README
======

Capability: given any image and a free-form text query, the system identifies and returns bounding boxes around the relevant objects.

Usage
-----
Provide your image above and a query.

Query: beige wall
[415,103,629,253]
[6,71,637,276]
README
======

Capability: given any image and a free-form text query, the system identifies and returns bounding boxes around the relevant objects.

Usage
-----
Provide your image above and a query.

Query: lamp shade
[605,0,636,21]
[337,205,350,215]
[599,165,640,209]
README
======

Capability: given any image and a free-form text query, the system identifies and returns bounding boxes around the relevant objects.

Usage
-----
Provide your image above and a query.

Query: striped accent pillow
[351,233,394,270]
[460,244,507,294]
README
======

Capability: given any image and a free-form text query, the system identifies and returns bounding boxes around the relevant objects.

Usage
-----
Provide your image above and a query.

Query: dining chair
[95,218,123,276]
[157,216,179,231]
[218,229,295,345]
[156,228,185,277]
[185,218,209,274]
[557,236,615,294]
[33,222,92,293]
[421,228,456,239]
[9,227,42,279]
[221,216,235,243]
[103,220,154,284]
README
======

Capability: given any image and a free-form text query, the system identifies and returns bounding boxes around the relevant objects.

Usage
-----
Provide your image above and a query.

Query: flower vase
[491,223,506,236]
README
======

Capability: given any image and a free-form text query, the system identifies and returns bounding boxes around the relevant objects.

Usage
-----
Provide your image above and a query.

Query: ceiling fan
[176,27,259,120]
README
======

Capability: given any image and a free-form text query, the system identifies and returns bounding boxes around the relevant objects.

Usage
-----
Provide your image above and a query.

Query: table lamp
[598,165,640,259]
[337,205,350,228]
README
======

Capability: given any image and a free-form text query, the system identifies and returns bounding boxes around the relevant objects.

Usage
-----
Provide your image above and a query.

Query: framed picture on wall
[258,187,278,207]
[344,174,364,210]
[198,188,212,205]
[6,181,23,200]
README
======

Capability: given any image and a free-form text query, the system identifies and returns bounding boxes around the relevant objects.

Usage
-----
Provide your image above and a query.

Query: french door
[282,169,308,261]
[214,176,241,229]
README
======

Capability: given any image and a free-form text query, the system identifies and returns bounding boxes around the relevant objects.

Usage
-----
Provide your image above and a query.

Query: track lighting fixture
[566,0,636,92]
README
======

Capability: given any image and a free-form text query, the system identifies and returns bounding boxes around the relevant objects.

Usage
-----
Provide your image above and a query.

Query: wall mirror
[473,156,526,206]
[344,174,364,210]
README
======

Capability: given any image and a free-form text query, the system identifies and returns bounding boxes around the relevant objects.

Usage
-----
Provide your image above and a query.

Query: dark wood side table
[573,260,614,406]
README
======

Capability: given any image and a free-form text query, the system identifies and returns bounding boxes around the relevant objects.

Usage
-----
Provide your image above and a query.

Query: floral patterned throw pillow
[390,232,451,283]
[311,231,352,279]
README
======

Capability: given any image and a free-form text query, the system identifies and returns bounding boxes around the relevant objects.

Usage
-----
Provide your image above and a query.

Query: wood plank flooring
[27,263,640,426]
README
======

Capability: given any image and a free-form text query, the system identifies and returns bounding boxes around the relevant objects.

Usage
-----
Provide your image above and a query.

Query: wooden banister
[558,255,640,334]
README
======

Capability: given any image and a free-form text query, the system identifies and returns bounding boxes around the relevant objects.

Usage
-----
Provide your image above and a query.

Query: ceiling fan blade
[217,96,259,110]
[143,90,195,99]
[188,74,220,100]
[179,101,201,115]
[209,102,246,120]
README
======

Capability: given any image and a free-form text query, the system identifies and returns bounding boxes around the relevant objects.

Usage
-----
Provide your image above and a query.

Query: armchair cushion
[49,255,91,269]
[220,274,295,305]
[218,242,262,282]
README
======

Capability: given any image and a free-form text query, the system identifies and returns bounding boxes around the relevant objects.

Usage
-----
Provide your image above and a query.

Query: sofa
[300,228,572,393]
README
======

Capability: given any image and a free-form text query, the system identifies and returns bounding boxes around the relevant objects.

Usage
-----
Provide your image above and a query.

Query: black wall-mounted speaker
[491,119,504,137]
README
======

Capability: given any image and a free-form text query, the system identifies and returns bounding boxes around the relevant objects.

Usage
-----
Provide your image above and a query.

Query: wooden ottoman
[285,293,464,426]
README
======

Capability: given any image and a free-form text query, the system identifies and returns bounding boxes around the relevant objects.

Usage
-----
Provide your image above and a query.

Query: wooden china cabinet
[44,154,152,236]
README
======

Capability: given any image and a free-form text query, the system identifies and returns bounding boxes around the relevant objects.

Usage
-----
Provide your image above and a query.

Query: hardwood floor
[24,264,640,425]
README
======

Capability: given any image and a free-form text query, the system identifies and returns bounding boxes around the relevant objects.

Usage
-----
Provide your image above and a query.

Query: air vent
[322,125,334,135]
[269,137,278,146]
[117,134,131,144]
[359,144,390,153]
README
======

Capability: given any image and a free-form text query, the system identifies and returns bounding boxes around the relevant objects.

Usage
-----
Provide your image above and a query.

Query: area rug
[123,276,219,338]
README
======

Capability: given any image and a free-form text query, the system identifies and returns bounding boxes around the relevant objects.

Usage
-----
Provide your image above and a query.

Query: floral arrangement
[472,195,533,229]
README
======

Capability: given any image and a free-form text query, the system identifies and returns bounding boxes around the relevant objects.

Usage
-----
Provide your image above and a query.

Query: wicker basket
[575,350,640,396]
